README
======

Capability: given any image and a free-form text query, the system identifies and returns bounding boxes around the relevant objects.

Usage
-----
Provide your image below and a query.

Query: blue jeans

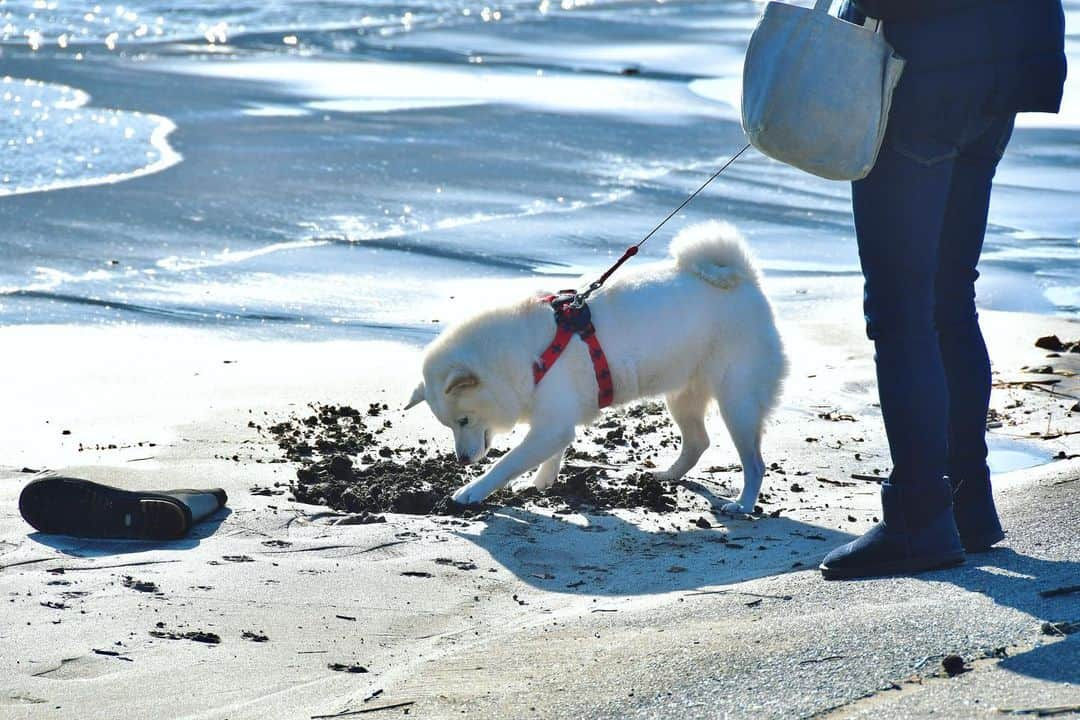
[840,0,1018,494]
[852,101,1016,490]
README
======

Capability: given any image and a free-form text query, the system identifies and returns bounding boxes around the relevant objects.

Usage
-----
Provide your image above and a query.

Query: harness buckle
[550,293,593,335]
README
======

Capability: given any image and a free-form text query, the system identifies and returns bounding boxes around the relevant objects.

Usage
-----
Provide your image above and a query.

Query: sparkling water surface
[0,0,1077,336]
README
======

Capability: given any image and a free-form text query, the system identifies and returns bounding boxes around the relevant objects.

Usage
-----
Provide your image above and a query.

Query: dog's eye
[457,418,469,428]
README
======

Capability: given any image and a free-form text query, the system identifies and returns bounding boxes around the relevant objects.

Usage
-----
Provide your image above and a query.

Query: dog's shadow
[459,500,854,597]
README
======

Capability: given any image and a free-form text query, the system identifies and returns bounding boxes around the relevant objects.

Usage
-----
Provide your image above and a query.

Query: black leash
[571,142,752,307]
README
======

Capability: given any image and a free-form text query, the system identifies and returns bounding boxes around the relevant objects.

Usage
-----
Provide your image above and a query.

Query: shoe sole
[819,551,966,580]
[19,476,192,540]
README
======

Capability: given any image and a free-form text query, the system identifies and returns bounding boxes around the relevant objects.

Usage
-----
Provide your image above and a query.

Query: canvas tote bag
[741,0,906,181]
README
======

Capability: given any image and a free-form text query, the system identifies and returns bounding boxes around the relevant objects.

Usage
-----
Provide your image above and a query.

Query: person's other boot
[19,474,227,540]
[950,468,1004,552]
[820,477,965,580]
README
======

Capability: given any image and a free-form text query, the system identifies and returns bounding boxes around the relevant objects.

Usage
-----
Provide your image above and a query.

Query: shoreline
[2,274,1073,473]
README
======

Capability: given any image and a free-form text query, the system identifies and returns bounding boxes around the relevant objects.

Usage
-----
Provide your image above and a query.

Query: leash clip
[550,293,594,335]
[570,281,602,308]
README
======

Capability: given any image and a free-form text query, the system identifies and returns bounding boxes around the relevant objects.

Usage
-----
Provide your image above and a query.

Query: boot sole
[19,476,192,540]
[819,551,966,580]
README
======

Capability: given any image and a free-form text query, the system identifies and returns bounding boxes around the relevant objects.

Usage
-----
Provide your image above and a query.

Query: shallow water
[0,0,1077,337]
[986,436,1056,475]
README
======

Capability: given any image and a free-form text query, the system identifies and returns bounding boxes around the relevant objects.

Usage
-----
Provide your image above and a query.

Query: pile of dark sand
[263,402,680,518]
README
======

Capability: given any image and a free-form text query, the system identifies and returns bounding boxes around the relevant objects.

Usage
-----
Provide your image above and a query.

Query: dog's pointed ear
[443,368,479,395]
[404,382,426,410]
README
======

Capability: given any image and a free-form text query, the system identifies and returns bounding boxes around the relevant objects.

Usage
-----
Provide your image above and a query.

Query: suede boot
[19,474,227,540]
[820,478,965,580]
[951,468,1005,552]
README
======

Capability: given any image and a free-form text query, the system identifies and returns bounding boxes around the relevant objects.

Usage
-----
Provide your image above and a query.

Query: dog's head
[405,366,507,466]
[405,298,539,465]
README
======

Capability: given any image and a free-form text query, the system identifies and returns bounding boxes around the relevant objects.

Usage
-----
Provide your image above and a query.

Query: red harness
[532,292,614,408]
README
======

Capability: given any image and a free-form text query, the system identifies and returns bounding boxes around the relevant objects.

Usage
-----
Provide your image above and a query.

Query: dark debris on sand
[941,654,968,677]
[504,468,677,514]
[327,662,368,673]
[150,627,221,644]
[121,576,159,593]
[264,402,681,518]
[1035,335,1080,353]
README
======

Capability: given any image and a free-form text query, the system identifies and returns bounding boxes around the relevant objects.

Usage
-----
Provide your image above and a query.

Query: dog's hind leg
[510,444,568,493]
[714,379,767,515]
[653,381,711,482]
[532,445,568,490]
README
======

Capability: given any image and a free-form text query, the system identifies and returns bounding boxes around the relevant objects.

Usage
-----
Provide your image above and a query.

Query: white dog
[406,221,787,512]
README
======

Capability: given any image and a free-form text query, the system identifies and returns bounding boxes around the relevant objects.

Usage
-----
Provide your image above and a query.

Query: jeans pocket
[885,74,963,166]
[957,113,1017,160]
[885,67,996,166]
[888,135,959,166]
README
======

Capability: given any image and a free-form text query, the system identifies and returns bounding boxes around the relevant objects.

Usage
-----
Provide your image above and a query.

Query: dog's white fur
[406,221,787,511]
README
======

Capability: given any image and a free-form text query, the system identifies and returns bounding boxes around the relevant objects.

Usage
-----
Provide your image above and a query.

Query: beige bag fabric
[741,0,906,181]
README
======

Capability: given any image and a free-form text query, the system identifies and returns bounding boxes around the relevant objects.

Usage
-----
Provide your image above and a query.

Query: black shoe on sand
[19,475,227,540]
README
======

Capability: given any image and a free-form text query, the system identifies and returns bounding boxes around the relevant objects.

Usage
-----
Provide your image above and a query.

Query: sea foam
[0,76,181,197]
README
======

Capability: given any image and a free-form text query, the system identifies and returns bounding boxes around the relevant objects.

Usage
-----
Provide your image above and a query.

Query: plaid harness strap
[532,292,614,409]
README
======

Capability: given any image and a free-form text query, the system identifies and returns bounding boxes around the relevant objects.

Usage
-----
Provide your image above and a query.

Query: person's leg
[820,138,966,579]
[935,114,1016,551]
[857,153,952,489]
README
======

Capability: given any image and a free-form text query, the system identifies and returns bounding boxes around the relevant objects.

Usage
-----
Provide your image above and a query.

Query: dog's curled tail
[669,220,759,289]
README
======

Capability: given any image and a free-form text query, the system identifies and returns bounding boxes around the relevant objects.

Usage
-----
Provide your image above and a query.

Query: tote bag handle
[813,0,882,33]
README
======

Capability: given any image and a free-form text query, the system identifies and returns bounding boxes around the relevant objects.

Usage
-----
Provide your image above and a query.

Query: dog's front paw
[720,501,753,516]
[451,481,490,506]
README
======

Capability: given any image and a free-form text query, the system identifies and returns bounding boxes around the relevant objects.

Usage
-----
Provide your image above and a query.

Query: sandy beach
[2,0,1078,715]
[2,284,1077,719]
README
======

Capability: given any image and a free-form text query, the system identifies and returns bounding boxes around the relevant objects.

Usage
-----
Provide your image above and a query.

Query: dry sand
[1,285,1077,719]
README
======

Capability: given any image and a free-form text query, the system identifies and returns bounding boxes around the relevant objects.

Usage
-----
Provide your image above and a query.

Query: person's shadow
[945,547,1080,683]
[460,483,1079,685]
[25,507,231,558]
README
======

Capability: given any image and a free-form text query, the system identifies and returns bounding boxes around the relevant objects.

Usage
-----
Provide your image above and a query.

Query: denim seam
[993,124,1012,158]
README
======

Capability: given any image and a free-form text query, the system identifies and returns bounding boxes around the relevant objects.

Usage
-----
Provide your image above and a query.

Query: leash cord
[573,142,752,305]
